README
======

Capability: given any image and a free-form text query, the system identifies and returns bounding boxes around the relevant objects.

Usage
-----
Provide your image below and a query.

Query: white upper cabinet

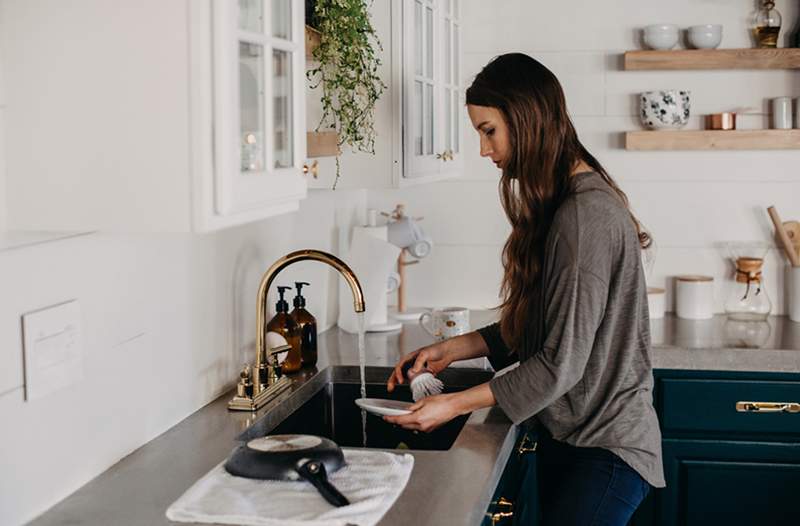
[3,0,307,232]
[210,0,306,220]
[401,0,462,182]
[305,0,463,189]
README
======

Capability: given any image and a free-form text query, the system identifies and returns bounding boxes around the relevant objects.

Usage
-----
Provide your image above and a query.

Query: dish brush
[402,362,444,402]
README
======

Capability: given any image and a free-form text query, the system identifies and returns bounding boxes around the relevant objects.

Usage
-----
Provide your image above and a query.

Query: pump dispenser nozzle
[276,286,291,313]
[294,281,309,308]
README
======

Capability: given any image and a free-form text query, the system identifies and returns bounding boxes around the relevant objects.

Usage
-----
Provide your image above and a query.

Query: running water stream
[357,312,367,446]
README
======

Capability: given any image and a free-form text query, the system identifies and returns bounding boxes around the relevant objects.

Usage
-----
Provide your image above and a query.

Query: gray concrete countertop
[650,314,800,373]
[30,311,800,526]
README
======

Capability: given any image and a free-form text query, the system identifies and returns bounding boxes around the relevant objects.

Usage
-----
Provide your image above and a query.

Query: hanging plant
[307,0,386,189]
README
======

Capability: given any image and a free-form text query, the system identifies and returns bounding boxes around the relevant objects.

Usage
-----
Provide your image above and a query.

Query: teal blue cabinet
[660,438,800,525]
[488,369,800,526]
[642,369,800,526]
[482,429,539,525]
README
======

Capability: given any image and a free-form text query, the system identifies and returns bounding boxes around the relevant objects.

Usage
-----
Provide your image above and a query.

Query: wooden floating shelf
[625,129,800,150]
[624,48,800,70]
[307,131,339,157]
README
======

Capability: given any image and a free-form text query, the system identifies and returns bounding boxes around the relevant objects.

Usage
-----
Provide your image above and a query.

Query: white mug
[387,217,434,258]
[419,307,470,341]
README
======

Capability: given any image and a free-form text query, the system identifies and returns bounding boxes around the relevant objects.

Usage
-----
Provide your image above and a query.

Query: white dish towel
[166,448,414,526]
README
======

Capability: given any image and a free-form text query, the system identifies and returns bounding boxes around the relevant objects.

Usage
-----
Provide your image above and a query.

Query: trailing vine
[307,0,386,189]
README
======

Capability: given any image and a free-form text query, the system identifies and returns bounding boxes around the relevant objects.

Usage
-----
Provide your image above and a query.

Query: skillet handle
[295,459,350,507]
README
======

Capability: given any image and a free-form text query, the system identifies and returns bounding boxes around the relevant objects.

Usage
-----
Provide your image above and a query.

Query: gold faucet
[228,249,365,411]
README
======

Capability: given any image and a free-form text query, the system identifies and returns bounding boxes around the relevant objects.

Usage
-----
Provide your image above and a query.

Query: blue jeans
[535,431,651,526]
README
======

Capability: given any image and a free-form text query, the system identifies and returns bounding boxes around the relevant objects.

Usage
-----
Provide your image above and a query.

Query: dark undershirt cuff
[476,322,518,372]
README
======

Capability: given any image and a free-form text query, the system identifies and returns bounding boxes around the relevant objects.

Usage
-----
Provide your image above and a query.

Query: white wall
[0,1,6,233]
[0,187,365,526]
[369,0,800,315]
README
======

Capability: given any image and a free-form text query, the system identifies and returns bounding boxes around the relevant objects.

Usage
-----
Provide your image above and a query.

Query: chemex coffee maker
[724,242,772,321]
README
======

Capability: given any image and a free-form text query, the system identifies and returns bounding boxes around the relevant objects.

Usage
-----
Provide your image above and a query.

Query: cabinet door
[403,0,441,178]
[440,0,463,176]
[482,430,539,526]
[212,0,307,216]
[660,439,800,526]
[401,0,463,181]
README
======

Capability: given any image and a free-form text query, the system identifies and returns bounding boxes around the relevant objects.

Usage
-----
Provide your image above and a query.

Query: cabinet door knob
[486,497,514,525]
[736,401,800,413]
[303,160,319,179]
[517,433,538,455]
[435,150,453,161]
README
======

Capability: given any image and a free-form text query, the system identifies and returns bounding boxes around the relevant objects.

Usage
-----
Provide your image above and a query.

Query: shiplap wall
[369,0,800,314]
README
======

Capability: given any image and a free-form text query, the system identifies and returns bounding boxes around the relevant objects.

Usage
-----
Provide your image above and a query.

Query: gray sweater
[478,171,666,488]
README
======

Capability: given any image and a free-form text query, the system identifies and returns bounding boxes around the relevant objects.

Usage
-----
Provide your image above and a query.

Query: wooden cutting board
[783,221,800,255]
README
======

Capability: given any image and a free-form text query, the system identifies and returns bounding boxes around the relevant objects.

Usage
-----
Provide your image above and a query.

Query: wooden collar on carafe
[735,257,763,284]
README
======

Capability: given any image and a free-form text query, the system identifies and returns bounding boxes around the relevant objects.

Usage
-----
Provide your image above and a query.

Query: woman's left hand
[383,393,461,432]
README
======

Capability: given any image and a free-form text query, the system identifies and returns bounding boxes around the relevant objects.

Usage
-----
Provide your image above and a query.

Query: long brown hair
[466,53,651,349]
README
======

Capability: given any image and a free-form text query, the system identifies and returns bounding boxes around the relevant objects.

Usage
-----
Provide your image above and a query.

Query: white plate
[355,398,413,417]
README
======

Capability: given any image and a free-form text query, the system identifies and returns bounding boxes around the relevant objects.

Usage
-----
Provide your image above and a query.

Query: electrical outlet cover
[22,300,84,401]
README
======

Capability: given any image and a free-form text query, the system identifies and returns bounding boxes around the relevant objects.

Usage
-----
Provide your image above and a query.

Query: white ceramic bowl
[643,24,679,50]
[640,90,691,130]
[688,24,723,49]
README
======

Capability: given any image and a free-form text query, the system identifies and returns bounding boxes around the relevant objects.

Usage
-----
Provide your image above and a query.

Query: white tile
[0,107,5,232]
[396,244,505,310]
[461,0,797,53]
[368,180,509,246]
[624,180,800,247]
[605,68,799,117]
[464,51,606,117]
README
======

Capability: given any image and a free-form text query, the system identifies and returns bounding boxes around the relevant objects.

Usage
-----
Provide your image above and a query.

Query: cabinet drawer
[659,377,800,439]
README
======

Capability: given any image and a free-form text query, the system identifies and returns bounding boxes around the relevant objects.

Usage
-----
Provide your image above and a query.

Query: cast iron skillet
[224,434,350,507]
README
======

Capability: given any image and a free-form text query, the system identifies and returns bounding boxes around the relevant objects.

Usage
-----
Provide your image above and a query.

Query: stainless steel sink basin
[237,365,494,451]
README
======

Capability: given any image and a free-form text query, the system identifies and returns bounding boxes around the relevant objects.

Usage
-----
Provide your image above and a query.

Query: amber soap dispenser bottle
[290,281,318,367]
[266,285,302,374]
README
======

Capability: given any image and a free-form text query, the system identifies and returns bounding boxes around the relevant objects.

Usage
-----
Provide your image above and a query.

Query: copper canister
[706,112,736,130]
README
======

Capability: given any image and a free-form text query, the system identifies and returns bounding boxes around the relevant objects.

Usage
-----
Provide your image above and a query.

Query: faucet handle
[266,344,292,364]
[236,365,254,398]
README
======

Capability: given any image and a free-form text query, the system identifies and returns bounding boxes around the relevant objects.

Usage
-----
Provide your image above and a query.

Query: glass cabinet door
[405,0,441,177]
[442,0,461,163]
[213,0,306,215]
[403,0,462,180]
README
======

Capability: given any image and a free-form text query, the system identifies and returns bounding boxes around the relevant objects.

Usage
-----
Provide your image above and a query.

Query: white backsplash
[0,188,366,525]
[369,0,800,315]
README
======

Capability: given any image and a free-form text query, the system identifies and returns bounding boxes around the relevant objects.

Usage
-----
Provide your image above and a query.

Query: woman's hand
[382,393,460,432]
[386,342,452,393]
[384,383,497,433]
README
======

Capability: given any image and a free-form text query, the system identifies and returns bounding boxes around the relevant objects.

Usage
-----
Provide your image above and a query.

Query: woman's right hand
[387,342,452,393]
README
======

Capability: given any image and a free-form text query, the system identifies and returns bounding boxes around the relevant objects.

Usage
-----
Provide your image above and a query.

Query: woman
[384,53,666,525]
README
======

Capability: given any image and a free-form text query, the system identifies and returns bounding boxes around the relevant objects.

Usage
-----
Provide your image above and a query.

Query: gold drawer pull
[736,401,800,413]
[517,433,537,455]
[486,498,514,525]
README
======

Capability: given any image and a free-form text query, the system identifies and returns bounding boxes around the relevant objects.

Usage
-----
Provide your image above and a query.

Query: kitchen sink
[237,365,494,451]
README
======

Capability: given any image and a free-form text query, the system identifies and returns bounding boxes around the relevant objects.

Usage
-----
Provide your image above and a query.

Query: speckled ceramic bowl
[640,90,691,130]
